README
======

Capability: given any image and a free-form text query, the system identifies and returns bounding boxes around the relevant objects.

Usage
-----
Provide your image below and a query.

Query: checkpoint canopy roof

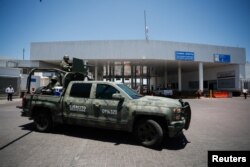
[30,40,246,65]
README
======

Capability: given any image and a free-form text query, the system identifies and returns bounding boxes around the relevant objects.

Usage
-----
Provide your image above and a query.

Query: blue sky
[0,0,250,61]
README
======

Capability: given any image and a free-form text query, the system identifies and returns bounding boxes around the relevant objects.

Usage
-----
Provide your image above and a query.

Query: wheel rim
[137,122,157,142]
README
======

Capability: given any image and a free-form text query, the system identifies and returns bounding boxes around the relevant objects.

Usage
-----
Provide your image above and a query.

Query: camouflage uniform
[46,80,60,90]
[60,55,72,72]
[43,76,61,94]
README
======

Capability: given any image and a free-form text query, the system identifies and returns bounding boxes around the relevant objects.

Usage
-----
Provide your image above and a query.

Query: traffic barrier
[213,91,229,98]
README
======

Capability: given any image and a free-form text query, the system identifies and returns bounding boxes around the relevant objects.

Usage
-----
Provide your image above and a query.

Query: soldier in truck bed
[42,76,61,94]
[60,55,72,72]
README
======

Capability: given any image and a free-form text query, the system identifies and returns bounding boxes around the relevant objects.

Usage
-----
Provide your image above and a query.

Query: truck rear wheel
[34,111,52,132]
[135,119,163,147]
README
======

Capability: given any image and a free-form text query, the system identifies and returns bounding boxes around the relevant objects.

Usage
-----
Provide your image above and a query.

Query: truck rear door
[62,83,93,124]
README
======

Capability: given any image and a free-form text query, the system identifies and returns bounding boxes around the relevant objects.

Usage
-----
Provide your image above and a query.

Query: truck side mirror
[112,93,124,100]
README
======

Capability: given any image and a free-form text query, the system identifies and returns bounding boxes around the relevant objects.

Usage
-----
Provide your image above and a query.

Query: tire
[135,119,163,147]
[183,102,191,130]
[34,111,52,132]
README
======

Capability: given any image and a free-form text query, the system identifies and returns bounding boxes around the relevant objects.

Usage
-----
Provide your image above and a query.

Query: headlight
[173,108,182,121]
[173,108,182,113]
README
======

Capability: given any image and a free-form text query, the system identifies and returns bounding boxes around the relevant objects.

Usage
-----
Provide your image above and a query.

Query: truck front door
[92,84,121,128]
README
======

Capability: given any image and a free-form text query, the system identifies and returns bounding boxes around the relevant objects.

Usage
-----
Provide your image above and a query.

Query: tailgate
[19,94,33,117]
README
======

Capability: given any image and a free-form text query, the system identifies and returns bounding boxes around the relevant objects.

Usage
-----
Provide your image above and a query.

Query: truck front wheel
[34,112,52,132]
[135,119,163,147]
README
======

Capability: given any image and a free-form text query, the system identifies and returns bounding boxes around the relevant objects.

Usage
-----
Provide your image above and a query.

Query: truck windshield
[117,84,143,99]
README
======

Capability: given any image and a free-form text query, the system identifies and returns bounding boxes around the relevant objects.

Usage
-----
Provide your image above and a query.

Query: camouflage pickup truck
[20,68,191,147]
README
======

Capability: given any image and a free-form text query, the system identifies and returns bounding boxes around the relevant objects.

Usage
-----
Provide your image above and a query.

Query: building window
[208,80,217,90]
[189,81,199,89]
[218,78,235,89]
[204,81,208,89]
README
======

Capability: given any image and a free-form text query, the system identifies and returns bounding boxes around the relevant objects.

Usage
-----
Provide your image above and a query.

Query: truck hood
[135,96,181,108]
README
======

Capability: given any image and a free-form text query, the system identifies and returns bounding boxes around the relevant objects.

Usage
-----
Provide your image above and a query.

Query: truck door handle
[94,103,100,108]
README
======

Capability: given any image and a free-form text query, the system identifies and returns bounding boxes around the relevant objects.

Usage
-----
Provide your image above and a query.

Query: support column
[94,64,98,80]
[178,64,182,92]
[199,62,204,91]
[131,64,137,89]
[108,62,111,81]
[112,62,115,82]
[147,65,150,94]
[105,63,108,81]
[164,62,168,88]
[122,62,124,83]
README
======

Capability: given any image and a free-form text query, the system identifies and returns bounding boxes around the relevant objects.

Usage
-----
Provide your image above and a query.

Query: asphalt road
[0,97,250,167]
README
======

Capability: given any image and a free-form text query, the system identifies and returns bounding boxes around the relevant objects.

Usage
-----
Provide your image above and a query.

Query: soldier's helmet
[51,76,58,82]
[63,55,69,60]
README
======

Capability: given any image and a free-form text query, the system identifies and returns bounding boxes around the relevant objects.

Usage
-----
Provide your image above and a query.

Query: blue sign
[175,51,194,61]
[31,78,36,82]
[214,54,231,63]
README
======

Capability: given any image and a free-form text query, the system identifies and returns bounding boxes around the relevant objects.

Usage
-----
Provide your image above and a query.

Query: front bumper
[168,100,191,137]
[168,120,185,137]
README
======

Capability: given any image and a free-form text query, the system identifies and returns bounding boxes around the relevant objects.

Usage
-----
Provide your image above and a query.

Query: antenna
[23,48,25,60]
[144,10,149,40]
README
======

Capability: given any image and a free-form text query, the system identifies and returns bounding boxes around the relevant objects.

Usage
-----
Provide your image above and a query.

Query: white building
[0,40,247,96]
[30,40,246,95]
[0,59,56,96]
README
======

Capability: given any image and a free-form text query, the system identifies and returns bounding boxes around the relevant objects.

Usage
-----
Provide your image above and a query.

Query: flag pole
[144,10,148,40]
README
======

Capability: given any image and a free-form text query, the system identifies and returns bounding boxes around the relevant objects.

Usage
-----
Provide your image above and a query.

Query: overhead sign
[217,71,235,78]
[175,51,194,61]
[214,54,231,63]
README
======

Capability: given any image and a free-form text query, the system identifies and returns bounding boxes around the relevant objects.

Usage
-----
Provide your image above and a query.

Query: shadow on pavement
[163,132,190,150]
[20,122,189,151]
[0,131,33,150]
